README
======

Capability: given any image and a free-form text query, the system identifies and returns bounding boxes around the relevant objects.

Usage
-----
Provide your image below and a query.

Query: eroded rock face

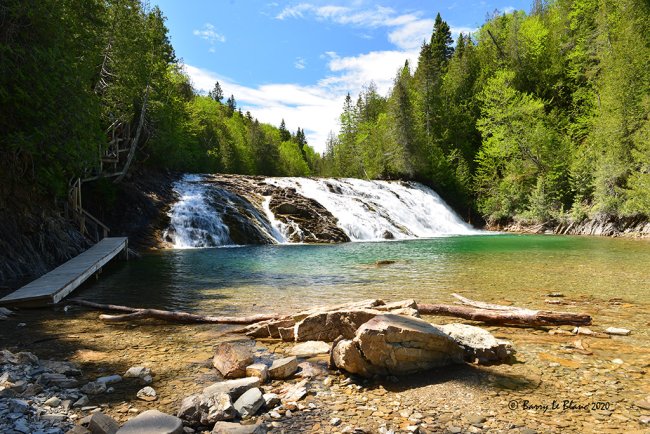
[268,188,349,243]
[440,323,515,364]
[332,314,465,377]
[200,174,350,244]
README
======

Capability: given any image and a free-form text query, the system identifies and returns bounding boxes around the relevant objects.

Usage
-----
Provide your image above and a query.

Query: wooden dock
[0,237,128,306]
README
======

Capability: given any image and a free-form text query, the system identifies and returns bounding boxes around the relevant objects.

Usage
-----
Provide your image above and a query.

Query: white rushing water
[164,175,233,248]
[265,177,477,241]
[165,175,478,248]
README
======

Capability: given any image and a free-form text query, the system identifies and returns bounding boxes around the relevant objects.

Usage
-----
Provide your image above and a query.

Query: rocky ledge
[200,174,349,244]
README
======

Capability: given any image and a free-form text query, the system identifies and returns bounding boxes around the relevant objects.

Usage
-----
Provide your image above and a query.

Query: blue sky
[152,0,530,152]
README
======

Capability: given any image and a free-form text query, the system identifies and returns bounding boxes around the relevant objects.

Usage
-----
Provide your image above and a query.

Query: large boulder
[213,342,255,379]
[440,323,515,364]
[332,314,464,377]
[294,309,386,342]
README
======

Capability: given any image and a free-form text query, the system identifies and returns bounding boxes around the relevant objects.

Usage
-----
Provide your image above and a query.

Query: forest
[0,0,319,202]
[324,0,650,224]
[1,0,648,226]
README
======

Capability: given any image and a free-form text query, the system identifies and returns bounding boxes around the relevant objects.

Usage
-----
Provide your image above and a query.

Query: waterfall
[163,175,233,248]
[164,175,478,248]
[266,178,477,241]
[164,175,284,249]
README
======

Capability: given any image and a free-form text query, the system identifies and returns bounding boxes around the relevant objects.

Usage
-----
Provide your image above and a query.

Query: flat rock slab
[333,314,464,377]
[212,421,267,434]
[203,377,261,401]
[289,341,331,357]
[269,357,298,380]
[116,410,183,434]
[440,323,514,363]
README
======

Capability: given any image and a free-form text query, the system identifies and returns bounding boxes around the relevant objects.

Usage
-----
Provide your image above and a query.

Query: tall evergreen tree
[208,81,223,102]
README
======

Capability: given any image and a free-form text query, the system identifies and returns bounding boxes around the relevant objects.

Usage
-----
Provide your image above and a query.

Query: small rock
[547,293,564,297]
[73,396,89,408]
[116,409,183,434]
[88,412,120,434]
[233,388,264,419]
[123,366,152,381]
[245,364,269,383]
[448,427,462,434]
[136,386,157,401]
[81,381,107,395]
[66,426,91,434]
[9,398,30,414]
[611,359,624,365]
[635,400,650,411]
[44,397,62,407]
[604,327,631,336]
[519,429,537,434]
[211,421,267,433]
[262,393,280,408]
[331,417,342,426]
[269,411,281,419]
[96,375,122,385]
[465,414,486,425]
[281,379,308,403]
[639,415,650,425]
[269,357,298,380]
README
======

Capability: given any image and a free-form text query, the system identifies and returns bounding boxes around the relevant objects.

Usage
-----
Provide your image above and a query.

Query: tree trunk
[417,293,592,326]
[69,299,284,324]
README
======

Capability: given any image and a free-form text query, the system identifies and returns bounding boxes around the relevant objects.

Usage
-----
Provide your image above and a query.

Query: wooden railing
[67,178,110,243]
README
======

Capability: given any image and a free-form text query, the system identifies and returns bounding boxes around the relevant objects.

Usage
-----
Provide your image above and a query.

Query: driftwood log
[69,294,591,327]
[416,293,592,326]
[68,299,285,324]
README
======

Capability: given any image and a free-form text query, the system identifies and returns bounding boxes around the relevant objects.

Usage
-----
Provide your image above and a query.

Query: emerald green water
[81,234,649,340]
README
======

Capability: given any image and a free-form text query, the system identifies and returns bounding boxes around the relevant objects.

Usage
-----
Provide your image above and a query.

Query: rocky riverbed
[1,293,649,434]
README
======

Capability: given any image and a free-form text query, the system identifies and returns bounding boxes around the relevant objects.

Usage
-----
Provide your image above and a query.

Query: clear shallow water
[80,234,649,337]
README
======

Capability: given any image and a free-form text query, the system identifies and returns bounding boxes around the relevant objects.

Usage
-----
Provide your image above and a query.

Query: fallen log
[69,295,591,328]
[69,299,285,324]
[417,294,591,327]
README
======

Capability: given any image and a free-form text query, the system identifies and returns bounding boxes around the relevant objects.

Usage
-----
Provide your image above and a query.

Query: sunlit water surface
[80,234,649,346]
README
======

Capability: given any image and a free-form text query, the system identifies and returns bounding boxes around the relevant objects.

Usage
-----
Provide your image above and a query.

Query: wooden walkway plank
[0,237,128,306]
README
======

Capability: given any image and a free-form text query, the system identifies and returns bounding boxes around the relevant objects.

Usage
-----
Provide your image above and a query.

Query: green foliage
[325,1,649,224]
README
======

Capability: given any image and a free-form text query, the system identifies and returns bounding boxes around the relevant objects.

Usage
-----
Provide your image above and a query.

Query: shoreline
[1,294,648,433]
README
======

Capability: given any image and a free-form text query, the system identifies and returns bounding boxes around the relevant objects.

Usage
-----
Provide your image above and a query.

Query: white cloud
[294,57,307,70]
[184,64,342,152]
[275,3,312,20]
[388,18,434,50]
[186,5,476,152]
[193,23,226,47]
[503,6,516,14]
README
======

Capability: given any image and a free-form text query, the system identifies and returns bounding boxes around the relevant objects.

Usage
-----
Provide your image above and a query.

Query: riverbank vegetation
[0,0,319,204]
[324,0,650,224]
[1,0,648,226]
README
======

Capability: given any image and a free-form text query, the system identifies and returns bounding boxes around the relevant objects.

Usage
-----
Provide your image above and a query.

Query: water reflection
[78,235,650,325]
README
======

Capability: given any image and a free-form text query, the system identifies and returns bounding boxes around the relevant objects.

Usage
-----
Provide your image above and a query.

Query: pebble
[331,417,342,426]
[136,386,157,401]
